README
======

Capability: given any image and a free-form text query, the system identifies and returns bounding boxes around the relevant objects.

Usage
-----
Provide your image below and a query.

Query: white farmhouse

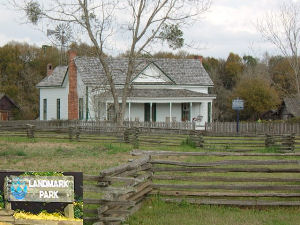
[37,51,215,127]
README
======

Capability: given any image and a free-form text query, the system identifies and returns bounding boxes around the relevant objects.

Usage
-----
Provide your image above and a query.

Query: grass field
[127,197,300,225]
[0,134,300,225]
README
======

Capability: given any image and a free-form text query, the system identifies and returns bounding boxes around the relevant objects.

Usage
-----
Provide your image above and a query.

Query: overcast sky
[0,0,296,59]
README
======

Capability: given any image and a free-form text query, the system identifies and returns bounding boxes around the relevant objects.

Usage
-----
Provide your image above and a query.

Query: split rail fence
[0,124,298,152]
[206,122,300,135]
[83,155,153,225]
[83,150,300,224]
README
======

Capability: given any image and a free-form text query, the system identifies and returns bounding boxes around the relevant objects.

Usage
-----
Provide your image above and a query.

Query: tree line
[0,41,295,121]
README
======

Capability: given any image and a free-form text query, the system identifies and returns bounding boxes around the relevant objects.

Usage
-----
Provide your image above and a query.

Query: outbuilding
[0,93,20,120]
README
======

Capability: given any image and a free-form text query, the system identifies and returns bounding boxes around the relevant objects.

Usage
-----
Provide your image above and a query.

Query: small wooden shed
[280,95,300,120]
[0,93,19,120]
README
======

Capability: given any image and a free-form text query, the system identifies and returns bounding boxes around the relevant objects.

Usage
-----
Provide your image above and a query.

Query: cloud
[0,0,290,59]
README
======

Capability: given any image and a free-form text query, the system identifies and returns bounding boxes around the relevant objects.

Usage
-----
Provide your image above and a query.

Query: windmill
[47,23,72,65]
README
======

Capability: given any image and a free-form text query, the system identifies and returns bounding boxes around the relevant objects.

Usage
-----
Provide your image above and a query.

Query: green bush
[260,146,280,153]
[74,201,83,219]
[0,191,4,208]
[22,171,64,176]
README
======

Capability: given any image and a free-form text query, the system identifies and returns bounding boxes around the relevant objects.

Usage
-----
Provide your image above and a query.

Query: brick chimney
[47,63,53,76]
[68,50,79,120]
[194,55,203,63]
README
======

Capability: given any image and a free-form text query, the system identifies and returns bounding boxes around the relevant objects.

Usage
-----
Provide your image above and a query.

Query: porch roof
[101,89,216,98]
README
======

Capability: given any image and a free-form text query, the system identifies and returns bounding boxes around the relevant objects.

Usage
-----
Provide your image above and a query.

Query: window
[79,98,84,120]
[43,99,47,120]
[208,102,212,123]
[56,99,60,120]
[181,103,190,121]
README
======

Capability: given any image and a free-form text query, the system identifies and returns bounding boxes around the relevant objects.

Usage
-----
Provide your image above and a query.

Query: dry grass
[0,137,136,175]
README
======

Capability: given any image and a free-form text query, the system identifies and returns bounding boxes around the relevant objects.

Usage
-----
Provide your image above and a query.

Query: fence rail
[0,120,196,132]
[0,124,298,152]
[83,149,300,224]
[138,150,300,208]
[83,155,153,224]
[206,122,300,135]
[3,120,300,135]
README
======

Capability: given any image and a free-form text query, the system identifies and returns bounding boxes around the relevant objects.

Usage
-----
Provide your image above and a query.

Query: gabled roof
[74,57,213,86]
[283,95,300,117]
[0,93,20,109]
[36,57,214,87]
[36,66,68,87]
[132,63,175,84]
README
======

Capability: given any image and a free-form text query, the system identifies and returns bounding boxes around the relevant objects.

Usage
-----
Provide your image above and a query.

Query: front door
[144,103,150,121]
[144,103,156,122]
[0,111,8,120]
[181,103,190,121]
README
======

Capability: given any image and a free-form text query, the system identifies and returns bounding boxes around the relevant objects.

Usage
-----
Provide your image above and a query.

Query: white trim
[129,102,131,121]
[132,63,173,83]
[150,102,152,122]
[105,102,108,120]
[190,102,193,122]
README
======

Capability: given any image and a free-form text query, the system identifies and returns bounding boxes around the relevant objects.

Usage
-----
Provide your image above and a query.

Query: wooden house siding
[0,96,18,120]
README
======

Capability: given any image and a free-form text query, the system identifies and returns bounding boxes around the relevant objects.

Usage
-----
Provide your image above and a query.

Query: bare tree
[9,0,211,124]
[257,0,300,95]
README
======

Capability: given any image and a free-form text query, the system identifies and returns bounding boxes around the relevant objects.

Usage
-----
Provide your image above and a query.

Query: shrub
[0,191,4,208]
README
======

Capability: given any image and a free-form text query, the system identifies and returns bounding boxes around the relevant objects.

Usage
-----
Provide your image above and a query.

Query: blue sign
[232,99,244,110]
[11,177,28,200]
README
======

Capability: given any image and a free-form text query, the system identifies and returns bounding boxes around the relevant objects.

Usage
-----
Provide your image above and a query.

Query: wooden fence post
[68,126,74,141]
[265,134,274,148]
[133,127,139,149]
[198,132,204,148]
[26,124,35,139]
[123,128,130,144]
[188,131,204,148]
[281,134,295,152]
[75,127,81,142]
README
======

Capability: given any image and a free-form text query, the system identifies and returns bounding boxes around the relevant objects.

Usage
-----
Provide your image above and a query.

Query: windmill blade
[47,29,56,36]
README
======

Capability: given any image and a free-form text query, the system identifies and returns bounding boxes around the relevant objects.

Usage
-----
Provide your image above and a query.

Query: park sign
[4,175,74,203]
[232,98,244,110]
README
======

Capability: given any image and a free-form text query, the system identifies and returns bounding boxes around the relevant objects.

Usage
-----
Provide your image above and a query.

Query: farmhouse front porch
[95,88,215,128]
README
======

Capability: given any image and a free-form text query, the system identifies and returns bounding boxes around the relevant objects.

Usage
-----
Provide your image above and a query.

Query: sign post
[232,98,244,133]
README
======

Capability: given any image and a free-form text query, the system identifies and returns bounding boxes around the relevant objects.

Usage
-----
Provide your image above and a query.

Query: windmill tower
[47,23,72,65]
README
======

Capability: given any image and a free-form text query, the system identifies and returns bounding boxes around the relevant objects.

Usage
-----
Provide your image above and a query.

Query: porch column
[129,102,131,121]
[105,102,108,120]
[169,102,172,120]
[190,102,193,122]
[150,102,153,122]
